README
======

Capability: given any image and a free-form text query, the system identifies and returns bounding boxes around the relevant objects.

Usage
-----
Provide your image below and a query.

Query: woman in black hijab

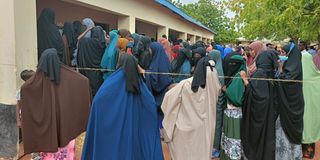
[37,8,64,61]
[72,21,85,40]
[135,36,152,69]
[77,26,106,96]
[223,51,241,86]
[191,47,206,74]
[242,50,278,160]
[275,43,304,159]
[62,22,77,66]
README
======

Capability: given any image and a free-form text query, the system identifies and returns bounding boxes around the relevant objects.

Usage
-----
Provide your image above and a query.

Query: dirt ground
[11,141,320,160]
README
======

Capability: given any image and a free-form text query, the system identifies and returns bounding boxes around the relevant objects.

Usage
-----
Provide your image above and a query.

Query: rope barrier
[1,63,319,83]
[71,67,319,84]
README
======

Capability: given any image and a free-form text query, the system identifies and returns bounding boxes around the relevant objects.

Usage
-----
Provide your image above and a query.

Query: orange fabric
[117,38,129,53]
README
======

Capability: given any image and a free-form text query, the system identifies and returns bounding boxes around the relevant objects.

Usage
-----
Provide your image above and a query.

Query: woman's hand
[137,65,145,74]
[240,71,249,86]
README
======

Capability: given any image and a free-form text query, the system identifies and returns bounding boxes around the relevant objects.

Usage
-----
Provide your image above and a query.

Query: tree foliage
[227,0,320,43]
[170,0,239,43]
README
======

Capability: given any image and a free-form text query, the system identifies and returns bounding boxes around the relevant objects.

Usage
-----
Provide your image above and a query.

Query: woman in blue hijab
[223,47,233,59]
[101,31,119,80]
[143,42,173,128]
[82,54,163,160]
[145,42,173,107]
[130,33,141,55]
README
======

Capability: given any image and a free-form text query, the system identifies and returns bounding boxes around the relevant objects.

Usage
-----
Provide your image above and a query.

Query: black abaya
[77,26,106,96]
[277,44,304,144]
[37,8,64,61]
[242,50,278,160]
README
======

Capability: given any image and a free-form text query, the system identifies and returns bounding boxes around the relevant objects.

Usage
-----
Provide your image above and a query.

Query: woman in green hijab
[220,54,248,160]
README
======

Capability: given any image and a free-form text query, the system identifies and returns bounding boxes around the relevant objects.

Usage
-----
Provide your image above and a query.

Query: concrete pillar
[0,0,18,159]
[157,26,168,40]
[196,36,201,42]
[0,0,16,105]
[178,32,187,41]
[118,15,135,34]
[14,0,38,87]
[0,0,37,158]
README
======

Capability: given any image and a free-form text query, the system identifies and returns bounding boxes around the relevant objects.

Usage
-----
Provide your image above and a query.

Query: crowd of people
[16,8,320,160]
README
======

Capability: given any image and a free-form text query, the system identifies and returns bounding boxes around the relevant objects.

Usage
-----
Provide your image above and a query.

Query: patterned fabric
[31,140,75,160]
[275,118,302,160]
[221,106,243,160]
[224,107,242,119]
[221,133,242,160]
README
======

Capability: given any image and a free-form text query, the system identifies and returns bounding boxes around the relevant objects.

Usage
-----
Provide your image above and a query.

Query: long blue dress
[82,69,163,160]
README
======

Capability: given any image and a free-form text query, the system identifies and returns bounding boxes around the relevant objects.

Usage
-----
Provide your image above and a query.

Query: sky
[178,0,199,3]
[174,0,235,18]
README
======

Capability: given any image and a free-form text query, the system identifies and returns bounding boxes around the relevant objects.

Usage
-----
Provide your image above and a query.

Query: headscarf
[82,18,95,38]
[171,48,192,73]
[146,42,172,106]
[280,43,303,80]
[117,53,141,94]
[159,37,173,62]
[171,45,180,59]
[191,57,214,92]
[131,33,141,55]
[182,42,191,50]
[77,26,106,96]
[223,52,245,86]
[136,36,152,69]
[313,50,320,70]
[63,22,77,51]
[222,47,233,59]
[37,8,64,61]
[118,29,131,39]
[193,47,206,57]
[73,20,85,39]
[101,31,119,80]
[192,47,206,67]
[277,43,304,144]
[38,48,61,84]
[248,41,268,76]
[117,38,129,53]
[209,49,224,86]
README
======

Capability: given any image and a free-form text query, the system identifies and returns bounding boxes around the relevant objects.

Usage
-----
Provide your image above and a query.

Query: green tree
[227,0,320,43]
[171,0,239,43]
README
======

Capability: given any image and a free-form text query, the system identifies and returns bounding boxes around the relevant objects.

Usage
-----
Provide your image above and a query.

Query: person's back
[82,54,163,160]
[162,57,220,160]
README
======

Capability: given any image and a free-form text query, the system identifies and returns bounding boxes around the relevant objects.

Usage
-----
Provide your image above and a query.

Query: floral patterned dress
[275,117,302,160]
[31,140,75,160]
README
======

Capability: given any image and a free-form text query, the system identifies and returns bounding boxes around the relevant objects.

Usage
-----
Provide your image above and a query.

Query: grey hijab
[82,18,95,38]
